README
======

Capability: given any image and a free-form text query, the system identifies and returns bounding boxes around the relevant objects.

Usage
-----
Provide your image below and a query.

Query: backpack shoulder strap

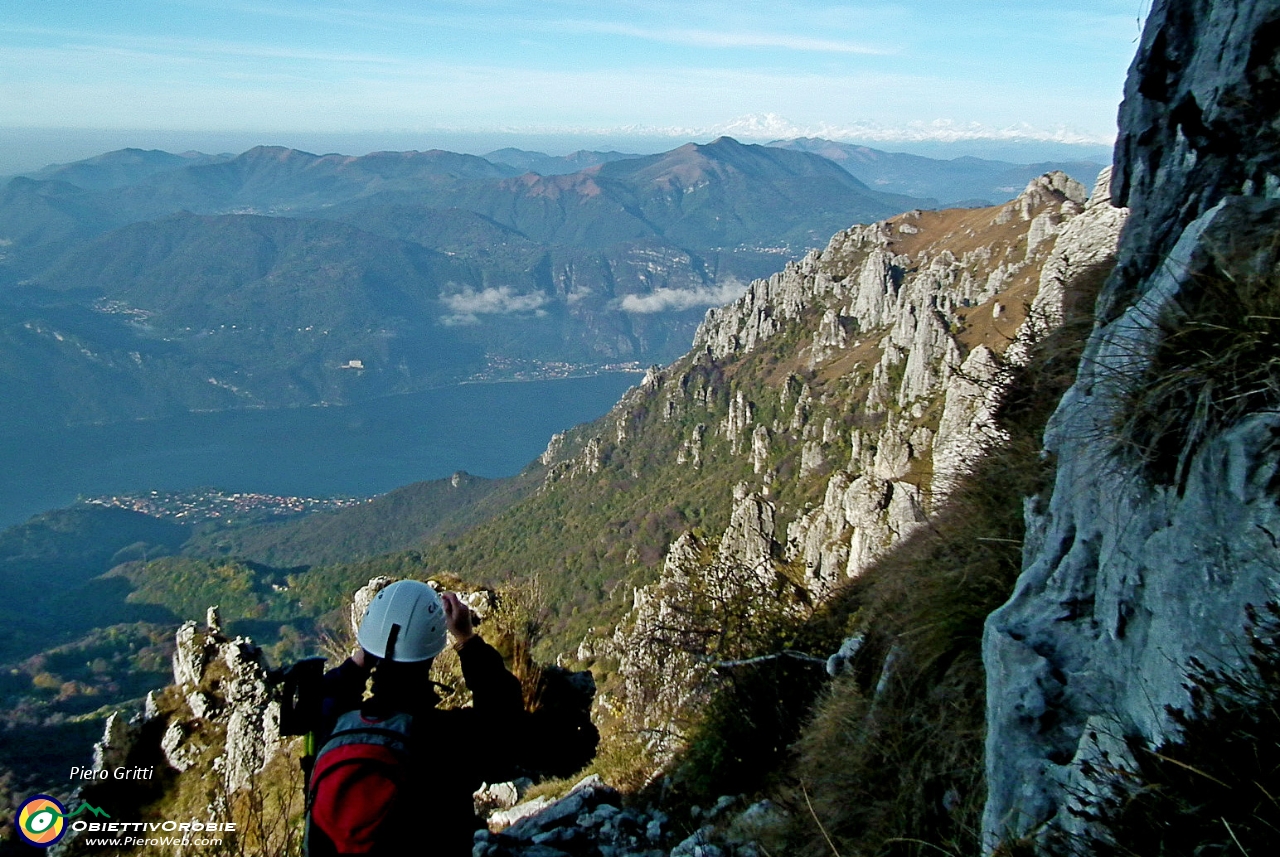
[320,710,414,752]
[306,711,416,855]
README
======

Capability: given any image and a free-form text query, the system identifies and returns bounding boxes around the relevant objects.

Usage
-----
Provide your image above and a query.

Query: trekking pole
[301,732,317,808]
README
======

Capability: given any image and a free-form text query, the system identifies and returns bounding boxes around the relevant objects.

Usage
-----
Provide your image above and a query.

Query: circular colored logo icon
[15,795,67,847]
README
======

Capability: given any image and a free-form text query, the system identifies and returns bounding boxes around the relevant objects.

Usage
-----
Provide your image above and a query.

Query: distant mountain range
[26,148,235,190]
[482,148,642,176]
[0,137,1103,426]
[770,138,1106,206]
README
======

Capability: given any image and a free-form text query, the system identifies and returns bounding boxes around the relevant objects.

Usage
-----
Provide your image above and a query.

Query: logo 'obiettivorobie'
[15,795,109,848]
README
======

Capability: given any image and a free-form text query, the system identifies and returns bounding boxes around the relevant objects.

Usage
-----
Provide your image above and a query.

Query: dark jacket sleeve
[457,636,523,716]
[443,636,525,786]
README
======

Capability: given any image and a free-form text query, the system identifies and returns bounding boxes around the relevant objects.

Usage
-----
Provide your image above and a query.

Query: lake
[0,373,641,528]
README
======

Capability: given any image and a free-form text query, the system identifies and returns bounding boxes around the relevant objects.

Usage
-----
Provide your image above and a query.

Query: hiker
[305,580,523,856]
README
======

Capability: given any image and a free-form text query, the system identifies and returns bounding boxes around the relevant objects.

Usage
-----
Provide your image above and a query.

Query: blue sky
[0,0,1148,168]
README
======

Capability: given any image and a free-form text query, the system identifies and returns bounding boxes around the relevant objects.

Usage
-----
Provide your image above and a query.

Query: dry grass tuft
[1116,245,1280,486]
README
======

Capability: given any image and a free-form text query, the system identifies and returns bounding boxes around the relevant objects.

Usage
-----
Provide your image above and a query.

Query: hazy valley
[0,138,1101,428]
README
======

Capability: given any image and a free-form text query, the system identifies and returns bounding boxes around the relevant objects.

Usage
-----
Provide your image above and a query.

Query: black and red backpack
[304,709,415,856]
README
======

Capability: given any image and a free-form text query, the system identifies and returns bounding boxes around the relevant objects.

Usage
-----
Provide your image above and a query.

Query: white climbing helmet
[356,580,447,662]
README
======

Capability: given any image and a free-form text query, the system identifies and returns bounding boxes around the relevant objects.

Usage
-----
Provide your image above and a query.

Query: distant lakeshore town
[84,489,371,523]
[464,357,647,383]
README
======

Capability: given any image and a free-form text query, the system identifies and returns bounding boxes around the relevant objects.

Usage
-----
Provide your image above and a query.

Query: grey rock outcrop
[165,618,283,791]
[929,168,1128,505]
[721,391,755,454]
[809,308,848,366]
[475,778,535,817]
[540,432,567,466]
[1108,0,1280,321]
[475,775,645,857]
[749,425,770,473]
[474,776,779,857]
[719,485,776,573]
[825,634,865,678]
[692,174,1126,602]
[160,720,199,772]
[676,424,707,469]
[88,611,288,807]
[982,0,1280,847]
[1009,168,1127,357]
[91,711,140,773]
[930,345,1006,501]
[608,491,804,764]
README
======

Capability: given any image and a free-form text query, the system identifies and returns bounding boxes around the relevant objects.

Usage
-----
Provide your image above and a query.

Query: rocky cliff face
[163,607,283,791]
[688,172,1125,598]
[566,173,1127,761]
[982,0,1280,846]
[608,486,808,766]
[85,606,284,796]
[51,608,287,855]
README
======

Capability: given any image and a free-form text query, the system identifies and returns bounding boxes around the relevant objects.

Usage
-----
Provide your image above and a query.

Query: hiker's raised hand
[442,592,475,644]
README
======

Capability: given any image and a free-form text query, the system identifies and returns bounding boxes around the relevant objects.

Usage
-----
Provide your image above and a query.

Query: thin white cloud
[490,114,1116,147]
[620,280,748,314]
[204,0,892,50]
[2,27,400,66]
[0,47,1117,146]
[179,0,490,33]
[785,118,1115,147]
[556,21,892,55]
[0,33,1118,145]
[440,287,548,325]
